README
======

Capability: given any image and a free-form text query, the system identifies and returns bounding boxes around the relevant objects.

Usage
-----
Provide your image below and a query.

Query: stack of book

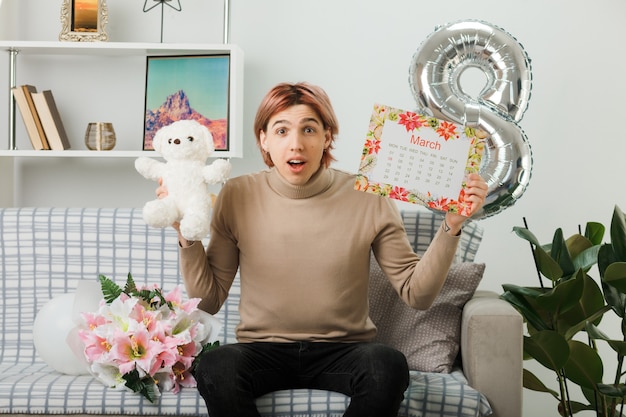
[11,84,71,151]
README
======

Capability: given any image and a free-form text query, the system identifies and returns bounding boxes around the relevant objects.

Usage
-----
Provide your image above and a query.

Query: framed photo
[143,54,233,153]
[59,0,109,42]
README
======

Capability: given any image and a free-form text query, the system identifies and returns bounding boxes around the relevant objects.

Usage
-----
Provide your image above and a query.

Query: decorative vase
[84,122,116,150]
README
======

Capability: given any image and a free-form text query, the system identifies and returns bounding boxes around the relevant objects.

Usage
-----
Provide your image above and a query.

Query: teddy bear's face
[153,120,215,162]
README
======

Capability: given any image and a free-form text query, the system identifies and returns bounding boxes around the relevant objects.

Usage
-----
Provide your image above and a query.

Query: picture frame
[59,0,109,42]
[143,54,233,153]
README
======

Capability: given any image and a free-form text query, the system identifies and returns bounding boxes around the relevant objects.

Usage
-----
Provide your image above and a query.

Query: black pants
[194,341,410,417]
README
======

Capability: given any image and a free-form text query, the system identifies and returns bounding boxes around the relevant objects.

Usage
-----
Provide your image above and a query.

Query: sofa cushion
[369,261,486,372]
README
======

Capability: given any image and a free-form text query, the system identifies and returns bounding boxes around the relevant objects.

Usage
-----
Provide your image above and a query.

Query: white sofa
[0,207,522,417]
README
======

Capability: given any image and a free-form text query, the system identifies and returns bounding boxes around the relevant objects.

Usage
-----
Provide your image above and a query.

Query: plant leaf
[601,279,626,318]
[122,370,159,403]
[603,262,626,294]
[524,331,569,371]
[535,247,564,282]
[610,205,626,262]
[586,322,626,356]
[501,284,543,298]
[584,222,605,246]
[598,243,619,279]
[512,225,566,281]
[580,385,600,410]
[124,272,137,295]
[559,400,596,415]
[563,340,603,390]
[501,287,551,331]
[563,305,611,341]
[558,272,606,335]
[585,322,611,340]
[551,228,576,278]
[536,270,584,316]
[565,234,594,264]
[522,368,559,398]
[572,245,601,274]
[513,226,542,247]
[596,382,626,399]
[99,274,122,304]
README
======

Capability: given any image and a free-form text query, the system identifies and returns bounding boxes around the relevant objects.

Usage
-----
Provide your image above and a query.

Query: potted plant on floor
[501,205,626,416]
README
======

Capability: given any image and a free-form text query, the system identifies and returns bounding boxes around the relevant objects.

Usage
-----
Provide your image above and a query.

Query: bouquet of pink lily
[77,273,221,402]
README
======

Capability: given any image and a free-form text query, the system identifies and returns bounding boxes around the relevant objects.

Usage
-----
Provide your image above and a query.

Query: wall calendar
[355,104,485,217]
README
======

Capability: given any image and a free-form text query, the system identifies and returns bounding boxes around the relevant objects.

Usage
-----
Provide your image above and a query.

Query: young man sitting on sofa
[155,82,488,417]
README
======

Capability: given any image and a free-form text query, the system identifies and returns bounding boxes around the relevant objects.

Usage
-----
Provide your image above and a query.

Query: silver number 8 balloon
[409,20,533,220]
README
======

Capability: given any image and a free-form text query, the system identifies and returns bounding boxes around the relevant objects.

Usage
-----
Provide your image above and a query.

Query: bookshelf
[0,41,244,206]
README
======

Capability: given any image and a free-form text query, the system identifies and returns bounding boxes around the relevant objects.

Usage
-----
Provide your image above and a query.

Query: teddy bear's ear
[201,125,216,154]
[152,127,166,153]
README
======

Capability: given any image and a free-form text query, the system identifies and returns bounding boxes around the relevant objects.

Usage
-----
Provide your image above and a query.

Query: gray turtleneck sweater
[180,167,460,343]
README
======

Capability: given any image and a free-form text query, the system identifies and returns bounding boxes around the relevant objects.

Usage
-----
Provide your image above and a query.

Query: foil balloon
[409,20,533,219]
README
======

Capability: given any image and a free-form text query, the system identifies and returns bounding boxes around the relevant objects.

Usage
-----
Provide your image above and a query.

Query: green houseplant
[501,205,626,416]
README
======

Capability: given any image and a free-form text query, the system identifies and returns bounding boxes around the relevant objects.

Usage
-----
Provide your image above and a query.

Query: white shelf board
[0,150,155,158]
[0,40,240,56]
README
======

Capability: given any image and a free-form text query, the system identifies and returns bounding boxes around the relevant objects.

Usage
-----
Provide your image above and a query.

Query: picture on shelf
[59,0,108,42]
[143,54,231,152]
[72,0,99,32]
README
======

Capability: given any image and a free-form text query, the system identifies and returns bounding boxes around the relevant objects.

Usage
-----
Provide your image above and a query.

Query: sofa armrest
[461,290,523,417]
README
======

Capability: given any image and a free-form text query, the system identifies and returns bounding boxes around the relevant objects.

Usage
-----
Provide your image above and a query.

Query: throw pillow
[368,259,485,373]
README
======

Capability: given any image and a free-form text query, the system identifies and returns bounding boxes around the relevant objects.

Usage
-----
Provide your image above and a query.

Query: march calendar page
[354,104,485,217]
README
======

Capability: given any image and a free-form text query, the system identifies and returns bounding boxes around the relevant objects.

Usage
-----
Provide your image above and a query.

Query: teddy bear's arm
[202,159,232,184]
[135,157,166,181]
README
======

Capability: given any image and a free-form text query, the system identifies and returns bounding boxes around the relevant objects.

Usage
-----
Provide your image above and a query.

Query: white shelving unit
[0,40,244,206]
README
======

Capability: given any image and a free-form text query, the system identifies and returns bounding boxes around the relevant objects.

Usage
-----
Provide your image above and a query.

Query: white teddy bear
[135,119,231,241]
